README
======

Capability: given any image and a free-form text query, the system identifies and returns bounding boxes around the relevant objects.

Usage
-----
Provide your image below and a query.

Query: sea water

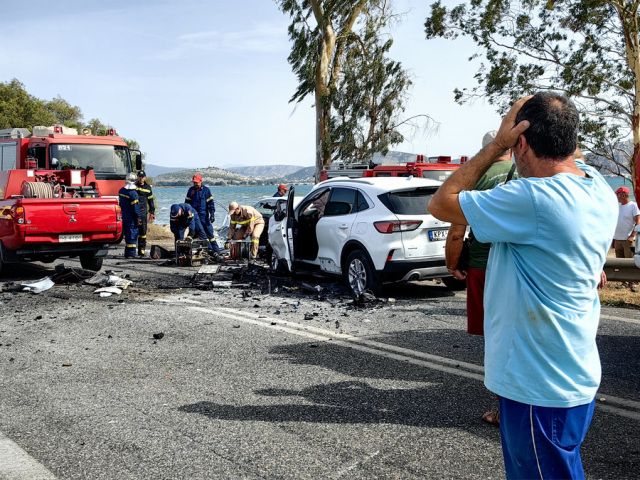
[152,176,631,226]
[153,185,313,226]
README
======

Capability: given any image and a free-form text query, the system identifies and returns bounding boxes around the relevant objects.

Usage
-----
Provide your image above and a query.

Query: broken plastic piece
[21,277,54,294]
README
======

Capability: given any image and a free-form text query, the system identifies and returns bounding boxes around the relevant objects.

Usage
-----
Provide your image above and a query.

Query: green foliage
[332,12,412,162]
[1,79,144,162]
[425,0,639,181]
[278,0,419,167]
[0,79,56,129]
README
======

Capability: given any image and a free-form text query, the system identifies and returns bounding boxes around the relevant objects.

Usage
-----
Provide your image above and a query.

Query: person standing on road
[136,170,156,258]
[445,130,516,426]
[226,202,265,263]
[273,184,289,197]
[185,174,220,254]
[429,92,618,480]
[612,186,640,292]
[118,173,141,259]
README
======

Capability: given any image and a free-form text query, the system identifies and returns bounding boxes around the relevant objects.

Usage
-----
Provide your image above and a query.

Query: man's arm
[428,96,532,224]
[630,214,640,244]
[445,223,467,280]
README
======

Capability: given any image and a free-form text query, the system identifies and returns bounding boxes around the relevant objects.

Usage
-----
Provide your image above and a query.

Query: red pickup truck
[0,125,141,274]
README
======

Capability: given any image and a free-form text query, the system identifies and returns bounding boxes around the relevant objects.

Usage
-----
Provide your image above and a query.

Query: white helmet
[126,172,137,183]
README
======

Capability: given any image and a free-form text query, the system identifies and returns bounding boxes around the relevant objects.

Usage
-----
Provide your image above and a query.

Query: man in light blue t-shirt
[429,93,617,480]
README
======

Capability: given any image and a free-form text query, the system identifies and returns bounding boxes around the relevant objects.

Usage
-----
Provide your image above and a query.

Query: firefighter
[185,174,220,254]
[136,170,155,257]
[225,201,265,262]
[118,173,141,259]
[169,203,216,253]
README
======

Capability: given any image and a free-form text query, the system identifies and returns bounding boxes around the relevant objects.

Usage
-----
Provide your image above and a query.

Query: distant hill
[284,166,315,183]
[153,164,315,187]
[143,163,188,178]
[153,166,253,187]
[227,165,306,178]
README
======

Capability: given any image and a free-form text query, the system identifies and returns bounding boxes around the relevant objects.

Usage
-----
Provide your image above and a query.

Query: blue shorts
[499,396,595,480]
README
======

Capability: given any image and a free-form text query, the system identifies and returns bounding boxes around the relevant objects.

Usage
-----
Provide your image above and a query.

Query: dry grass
[600,248,640,309]
[146,223,175,248]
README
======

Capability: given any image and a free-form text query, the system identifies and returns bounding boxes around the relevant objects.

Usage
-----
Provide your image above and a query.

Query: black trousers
[138,214,148,254]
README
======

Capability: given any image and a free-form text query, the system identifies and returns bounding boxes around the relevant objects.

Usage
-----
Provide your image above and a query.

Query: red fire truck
[319,155,468,182]
[0,125,142,274]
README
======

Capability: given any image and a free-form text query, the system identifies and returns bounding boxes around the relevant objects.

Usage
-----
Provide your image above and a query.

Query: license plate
[59,234,83,243]
[428,229,448,241]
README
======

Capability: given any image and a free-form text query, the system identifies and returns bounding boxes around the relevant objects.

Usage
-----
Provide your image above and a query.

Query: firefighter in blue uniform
[185,174,220,253]
[136,170,155,257]
[169,203,215,252]
[118,173,141,259]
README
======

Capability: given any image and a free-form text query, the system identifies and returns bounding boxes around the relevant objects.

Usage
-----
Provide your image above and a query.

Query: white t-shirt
[613,201,640,240]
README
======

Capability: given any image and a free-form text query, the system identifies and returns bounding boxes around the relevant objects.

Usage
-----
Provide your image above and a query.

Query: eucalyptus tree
[425,0,640,192]
[278,0,416,181]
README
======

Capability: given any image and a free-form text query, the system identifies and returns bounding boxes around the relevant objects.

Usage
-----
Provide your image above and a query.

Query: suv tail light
[11,206,25,224]
[116,205,122,221]
[374,220,422,233]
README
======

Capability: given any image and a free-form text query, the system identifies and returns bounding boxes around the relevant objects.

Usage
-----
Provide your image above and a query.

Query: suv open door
[268,187,295,272]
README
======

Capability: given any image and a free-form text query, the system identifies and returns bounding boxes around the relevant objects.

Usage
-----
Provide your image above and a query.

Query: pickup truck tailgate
[21,198,121,243]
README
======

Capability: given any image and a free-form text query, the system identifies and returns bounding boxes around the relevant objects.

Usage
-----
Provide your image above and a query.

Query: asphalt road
[0,247,638,479]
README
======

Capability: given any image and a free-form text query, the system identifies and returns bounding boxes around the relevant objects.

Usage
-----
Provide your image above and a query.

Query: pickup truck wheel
[80,252,103,271]
[344,250,382,297]
[442,276,466,291]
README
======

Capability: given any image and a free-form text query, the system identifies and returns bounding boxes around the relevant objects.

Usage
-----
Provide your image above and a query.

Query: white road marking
[186,303,640,421]
[0,431,56,479]
[600,313,640,325]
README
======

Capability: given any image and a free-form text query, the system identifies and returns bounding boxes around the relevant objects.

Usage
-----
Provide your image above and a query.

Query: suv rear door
[379,187,449,259]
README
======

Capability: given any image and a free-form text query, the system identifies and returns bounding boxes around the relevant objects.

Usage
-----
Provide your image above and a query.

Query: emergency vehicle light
[107,128,116,136]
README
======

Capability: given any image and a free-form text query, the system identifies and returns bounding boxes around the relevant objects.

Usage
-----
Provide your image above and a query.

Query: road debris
[21,277,54,294]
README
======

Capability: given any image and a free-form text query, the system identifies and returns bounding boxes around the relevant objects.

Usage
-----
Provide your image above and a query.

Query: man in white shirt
[613,186,640,291]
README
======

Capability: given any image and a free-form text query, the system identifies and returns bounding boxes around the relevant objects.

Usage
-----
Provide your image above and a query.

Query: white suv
[268,176,456,295]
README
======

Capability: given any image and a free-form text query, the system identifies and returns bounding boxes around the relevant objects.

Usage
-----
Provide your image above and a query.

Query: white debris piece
[21,277,55,294]
[93,286,123,297]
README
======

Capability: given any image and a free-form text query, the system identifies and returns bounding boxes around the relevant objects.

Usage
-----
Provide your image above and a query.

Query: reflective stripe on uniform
[140,235,146,239]
[206,197,213,202]
[251,239,260,244]
[230,216,254,225]
[137,188,151,193]
[132,199,139,204]
[126,243,137,248]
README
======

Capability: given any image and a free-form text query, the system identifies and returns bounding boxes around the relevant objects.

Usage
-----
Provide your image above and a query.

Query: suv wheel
[344,250,382,296]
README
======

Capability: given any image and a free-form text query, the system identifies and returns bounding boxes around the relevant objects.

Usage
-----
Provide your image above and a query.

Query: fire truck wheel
[80,252,104,271]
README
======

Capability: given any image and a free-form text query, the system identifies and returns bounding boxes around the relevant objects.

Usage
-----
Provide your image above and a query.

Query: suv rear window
[378,187,438,215]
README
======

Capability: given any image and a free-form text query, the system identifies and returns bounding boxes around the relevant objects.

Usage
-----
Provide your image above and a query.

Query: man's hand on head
[493,95,533,152]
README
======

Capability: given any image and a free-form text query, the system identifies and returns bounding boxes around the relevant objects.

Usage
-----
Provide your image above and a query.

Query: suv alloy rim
[348,258,367,294]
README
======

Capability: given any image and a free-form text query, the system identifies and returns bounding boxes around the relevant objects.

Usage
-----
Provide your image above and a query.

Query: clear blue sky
[0,0,502,169]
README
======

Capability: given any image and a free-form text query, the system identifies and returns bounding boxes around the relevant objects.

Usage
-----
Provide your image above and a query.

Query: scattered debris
[150,244,172,259]
[85,272,132,289]
[304,313,314,320]
[21,277,54,294]
[153,332,164,340]
[94,287,123,297]
[51,265,95,284]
